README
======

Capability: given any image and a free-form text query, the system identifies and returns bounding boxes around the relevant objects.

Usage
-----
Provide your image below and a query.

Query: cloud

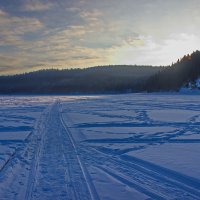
[0,9,6,16]
[80,9,102,21]
[23,1,53,11]
[109,33,200,66]
[0,10,43,46]
[66,7,80,12]
[0,54,21,66]
[1,0,200,75]
[0,53,29,74]
[0,5,144,74]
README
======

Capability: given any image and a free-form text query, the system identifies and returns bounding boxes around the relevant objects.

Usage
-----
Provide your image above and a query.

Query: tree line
[0,51,200,94]
[144,50,200,92]
[0,65,161,94]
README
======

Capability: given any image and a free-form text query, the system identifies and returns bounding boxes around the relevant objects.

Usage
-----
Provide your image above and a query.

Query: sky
[0,0,200,74]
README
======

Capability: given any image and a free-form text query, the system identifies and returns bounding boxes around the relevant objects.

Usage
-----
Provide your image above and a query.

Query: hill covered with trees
[0,65,161,94]
[1,51,200,94]
[144,50,200,92]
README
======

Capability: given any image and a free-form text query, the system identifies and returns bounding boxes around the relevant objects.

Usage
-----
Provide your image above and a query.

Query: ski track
[0,102,52,199]
[78,145,200,199]
[0,95,200,199]
[63,96,200,199]
[67,97,200,199]
[0,101,97,200]
[29,101,97,200]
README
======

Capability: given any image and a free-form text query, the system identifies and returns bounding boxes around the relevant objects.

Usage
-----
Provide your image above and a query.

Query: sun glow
[110,33,200,66]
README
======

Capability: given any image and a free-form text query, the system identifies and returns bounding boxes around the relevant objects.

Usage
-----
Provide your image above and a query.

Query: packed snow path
[29,102,98,199]
[0,95,200,199]
[0,101,98,200]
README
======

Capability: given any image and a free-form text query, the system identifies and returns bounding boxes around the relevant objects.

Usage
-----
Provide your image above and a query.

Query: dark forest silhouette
[144,50,200,92]
[0,51,200,94]
[0,65,161,94]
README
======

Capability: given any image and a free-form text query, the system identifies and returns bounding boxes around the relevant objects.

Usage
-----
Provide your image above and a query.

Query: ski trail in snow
[81,146,200,200]
[29,101,97,200]
[0,102,53,199]
[0,101,98,200]
[59,101,100,200]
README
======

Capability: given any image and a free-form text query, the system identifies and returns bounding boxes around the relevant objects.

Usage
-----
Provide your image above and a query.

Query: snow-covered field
[0,94,200,199]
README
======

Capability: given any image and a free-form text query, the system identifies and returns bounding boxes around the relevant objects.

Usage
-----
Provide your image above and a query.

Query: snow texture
[0,94,200,199]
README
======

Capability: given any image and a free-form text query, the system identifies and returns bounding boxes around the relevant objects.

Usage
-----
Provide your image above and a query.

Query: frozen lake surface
[0,94,200,199]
